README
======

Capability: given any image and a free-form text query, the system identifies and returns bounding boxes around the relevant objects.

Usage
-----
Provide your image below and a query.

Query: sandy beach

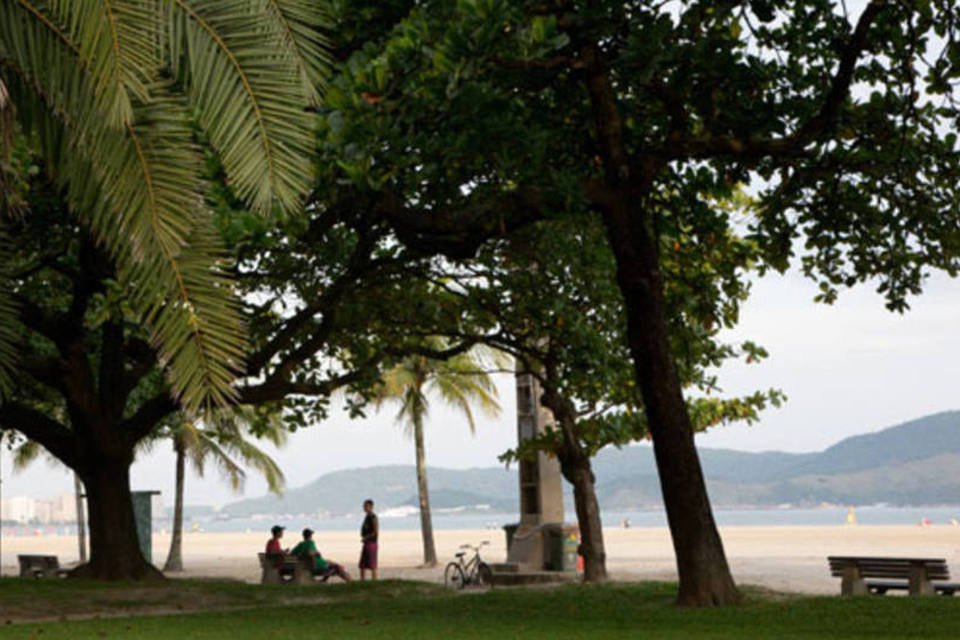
[3,525,959,594]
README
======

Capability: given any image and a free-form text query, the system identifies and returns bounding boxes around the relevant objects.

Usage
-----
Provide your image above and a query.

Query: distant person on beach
[846,507,857,526]
[359,499,379,580]
[292,528,352,581]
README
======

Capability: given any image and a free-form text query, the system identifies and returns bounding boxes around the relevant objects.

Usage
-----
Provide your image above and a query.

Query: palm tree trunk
[74,474,87,563]
[163,439,185,572]
[413,411,437,567]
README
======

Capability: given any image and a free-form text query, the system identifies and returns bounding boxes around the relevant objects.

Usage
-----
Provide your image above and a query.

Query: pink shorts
[359,542,378,570]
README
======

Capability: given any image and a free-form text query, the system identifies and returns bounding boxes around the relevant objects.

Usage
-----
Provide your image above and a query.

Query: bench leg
[261,567,283,585]
[841,567,867,596]
[291,564,313,585]
[908,565,934,597]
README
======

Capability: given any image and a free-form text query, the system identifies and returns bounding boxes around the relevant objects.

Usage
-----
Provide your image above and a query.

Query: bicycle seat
[455,552,466,558]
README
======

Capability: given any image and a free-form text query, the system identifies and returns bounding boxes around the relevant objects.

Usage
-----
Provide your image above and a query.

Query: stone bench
[257,552,324,585]
[828,556,959,596]
[18,554,70,578]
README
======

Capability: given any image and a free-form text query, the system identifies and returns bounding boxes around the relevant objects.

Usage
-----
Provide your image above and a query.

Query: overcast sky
[3,265,958,508]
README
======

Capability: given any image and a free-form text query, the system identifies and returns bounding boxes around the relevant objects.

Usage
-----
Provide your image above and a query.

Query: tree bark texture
[602,204,739,606]
[567,458,607,583]
[413,413,438,567]
[163,439,186,572]
[72,456,163,581]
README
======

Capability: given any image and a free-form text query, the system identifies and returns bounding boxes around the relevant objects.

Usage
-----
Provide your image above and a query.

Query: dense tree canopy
[317,0,960,605]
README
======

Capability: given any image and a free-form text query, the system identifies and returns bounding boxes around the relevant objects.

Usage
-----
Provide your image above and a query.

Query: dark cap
[271,525,284,534]
[302,528,314,537]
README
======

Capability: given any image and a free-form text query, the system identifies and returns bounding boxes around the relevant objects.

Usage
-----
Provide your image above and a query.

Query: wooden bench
[18,555,70,579]
[257,553,326,586]
[828,556,959,596]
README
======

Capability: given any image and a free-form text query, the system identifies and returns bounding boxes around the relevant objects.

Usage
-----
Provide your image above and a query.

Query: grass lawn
[1,578,958,639]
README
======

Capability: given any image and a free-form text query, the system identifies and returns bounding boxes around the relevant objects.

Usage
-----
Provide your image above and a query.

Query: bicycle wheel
[444,562,466,589]
[476,562,493,588]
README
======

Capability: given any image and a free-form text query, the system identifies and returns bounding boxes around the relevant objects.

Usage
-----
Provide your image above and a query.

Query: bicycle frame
[445,541,492,588]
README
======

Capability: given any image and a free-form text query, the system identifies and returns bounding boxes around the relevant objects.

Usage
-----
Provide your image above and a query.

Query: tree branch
[0,402,77,468]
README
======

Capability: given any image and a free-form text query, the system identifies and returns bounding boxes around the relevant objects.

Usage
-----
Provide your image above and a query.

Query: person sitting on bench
[264,524,292,577]
[292,528,352,582]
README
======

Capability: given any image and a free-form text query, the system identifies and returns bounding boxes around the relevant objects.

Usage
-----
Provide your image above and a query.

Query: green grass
[1,579,959,639]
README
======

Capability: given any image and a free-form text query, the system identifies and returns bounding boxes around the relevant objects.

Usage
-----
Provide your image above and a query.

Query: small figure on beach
[846,506,857,526]
[920,517,932,527]
[359,499,379,581]
[951,517,959,527]
[292,528,352,582]
[621,517,631,529]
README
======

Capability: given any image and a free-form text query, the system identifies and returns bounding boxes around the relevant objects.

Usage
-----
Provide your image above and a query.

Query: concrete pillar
[507,372,565,569]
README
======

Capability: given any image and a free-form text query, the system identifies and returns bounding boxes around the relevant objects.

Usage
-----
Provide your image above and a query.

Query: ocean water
[4,506,958,538]
[156,505,960,534]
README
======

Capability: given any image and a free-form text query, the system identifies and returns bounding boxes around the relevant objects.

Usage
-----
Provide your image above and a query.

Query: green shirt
[291,539,328,571]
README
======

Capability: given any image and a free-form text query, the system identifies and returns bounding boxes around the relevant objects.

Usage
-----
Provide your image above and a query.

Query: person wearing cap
[265,525,288,555]
[291,528,352,582]
[264,525,291,576]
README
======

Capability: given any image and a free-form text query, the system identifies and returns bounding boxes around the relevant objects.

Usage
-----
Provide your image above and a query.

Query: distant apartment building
[1,494,78,524]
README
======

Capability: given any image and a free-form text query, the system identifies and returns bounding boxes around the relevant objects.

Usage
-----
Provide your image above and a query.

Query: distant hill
[221,411,960,516]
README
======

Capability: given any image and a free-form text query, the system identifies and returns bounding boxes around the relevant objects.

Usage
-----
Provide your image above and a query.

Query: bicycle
[444,541,493,589]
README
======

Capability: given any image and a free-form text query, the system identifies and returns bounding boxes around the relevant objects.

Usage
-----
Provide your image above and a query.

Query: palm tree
[0,1,328,412]
[161,411,286,572]
[374,342,502,566]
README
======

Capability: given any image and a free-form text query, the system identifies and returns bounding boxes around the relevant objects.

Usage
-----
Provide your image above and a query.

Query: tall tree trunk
[580,41,738,606]
[413,412,437,567]
[163,439,186,572]
[542,386,608,582]
[74,474,87,563]
[72,455,163,581]
[603,204,738,606]
[566,458,606,583]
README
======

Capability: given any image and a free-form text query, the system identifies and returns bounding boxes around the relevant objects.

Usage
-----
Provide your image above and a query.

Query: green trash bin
[544,524,579,571]
[503,523,520,552]
[131,491,160,564]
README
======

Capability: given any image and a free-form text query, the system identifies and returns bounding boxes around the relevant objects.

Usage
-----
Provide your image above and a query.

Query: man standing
[359,499,379,580]
[292,528,352,582]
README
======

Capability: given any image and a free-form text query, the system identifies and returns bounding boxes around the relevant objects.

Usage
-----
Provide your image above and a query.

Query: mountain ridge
[221,411,960,516]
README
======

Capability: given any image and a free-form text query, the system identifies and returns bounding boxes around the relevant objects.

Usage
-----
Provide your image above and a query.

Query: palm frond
[217,433,286,495]
[194,435,246,491]
[1,1,330,412]
[12,439,46,471]
[264,0,332,102]
[46,0,159,127]
[167,0,317,213]
[124,213,247,414]
[61,86,246,413]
